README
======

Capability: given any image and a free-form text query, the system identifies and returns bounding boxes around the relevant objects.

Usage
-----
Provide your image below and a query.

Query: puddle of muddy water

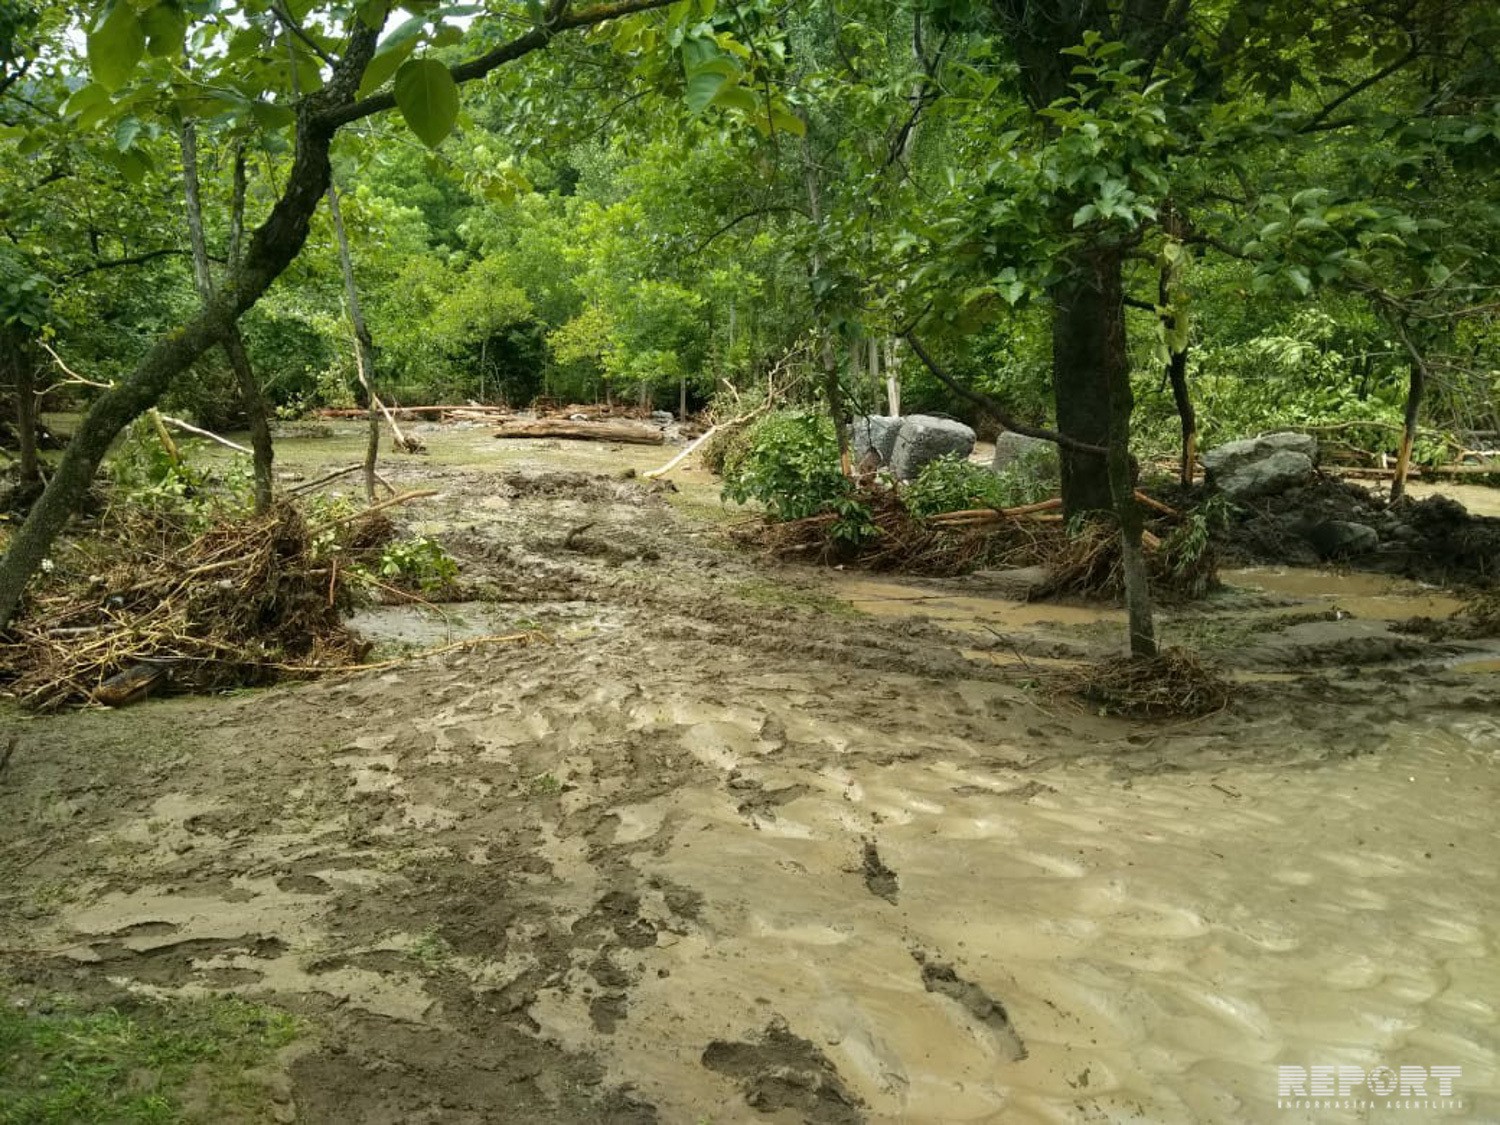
[1222,567,1467,621]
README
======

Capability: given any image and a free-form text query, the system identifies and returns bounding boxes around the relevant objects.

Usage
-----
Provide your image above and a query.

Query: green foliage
[373,535,459,594]
[904,451,1053,517]
[722,410,874,542]
[0,993,298,1124]
[394,58,460,148]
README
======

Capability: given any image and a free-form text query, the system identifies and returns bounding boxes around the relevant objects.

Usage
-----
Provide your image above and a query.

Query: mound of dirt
[1177,473,1500,585]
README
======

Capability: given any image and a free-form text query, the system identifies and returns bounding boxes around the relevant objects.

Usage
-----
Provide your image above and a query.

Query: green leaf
[767,105,805,137]
[394,58,459,147]
[684,58,736,113]
[114,115,141,151]
[88,4,146,93]
[141,3,187,58]
[65,83,111,119]
[359,18,424,95]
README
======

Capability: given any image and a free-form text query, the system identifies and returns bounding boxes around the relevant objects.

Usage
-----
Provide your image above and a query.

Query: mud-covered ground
[2,425,1498,1123]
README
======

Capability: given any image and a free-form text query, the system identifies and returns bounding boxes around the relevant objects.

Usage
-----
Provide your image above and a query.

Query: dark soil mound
[1160,473,1500,586]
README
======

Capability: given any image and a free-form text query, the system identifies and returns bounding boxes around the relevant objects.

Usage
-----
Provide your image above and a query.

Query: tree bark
[1158,262,1195,486]
[884,337,902,417]
[326,181,381,503]
[1095,247,1157,657]
[1052,268,1116,513]
[180,119,275,512]
[1391,355,1424,502]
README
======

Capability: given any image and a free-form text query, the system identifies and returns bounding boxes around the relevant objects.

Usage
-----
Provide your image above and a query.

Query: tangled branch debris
[735,485,1219,596]
[1057,647,1232,718]
[0,500,389,710]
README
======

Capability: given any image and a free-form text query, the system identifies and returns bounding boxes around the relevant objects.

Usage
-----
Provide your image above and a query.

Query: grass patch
[728,578,861,617]
[0,992,299,1124]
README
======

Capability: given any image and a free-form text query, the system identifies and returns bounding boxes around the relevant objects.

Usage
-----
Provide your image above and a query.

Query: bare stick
[157,414,252,455]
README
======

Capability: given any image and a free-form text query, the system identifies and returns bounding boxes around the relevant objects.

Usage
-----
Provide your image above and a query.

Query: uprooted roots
[1031,517,1219,603]
[0,500,389,710]
[1058,647,1233,718]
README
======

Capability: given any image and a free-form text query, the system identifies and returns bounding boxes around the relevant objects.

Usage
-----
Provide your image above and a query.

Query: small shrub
[372,535,460,594]
[721,410,874,543]
[905,450,1055,517]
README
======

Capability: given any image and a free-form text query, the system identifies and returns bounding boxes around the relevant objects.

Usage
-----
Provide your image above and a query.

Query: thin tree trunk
[799,133,849,471]
[326,181,381,503]
[1391,356,1424,502]
[678,374,687,420]
[884,337,902,417]
[1158,264,1195,486]
[180,119,274,513]
[1096,247,1156,657]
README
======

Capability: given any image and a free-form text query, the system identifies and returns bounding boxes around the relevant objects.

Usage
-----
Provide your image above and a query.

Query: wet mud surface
[2,429,1498,1123]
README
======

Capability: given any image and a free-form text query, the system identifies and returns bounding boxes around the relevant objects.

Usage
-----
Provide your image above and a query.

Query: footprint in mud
[860,839,899,904]
[702,1018,865,1125]
[914,953,1027,1062]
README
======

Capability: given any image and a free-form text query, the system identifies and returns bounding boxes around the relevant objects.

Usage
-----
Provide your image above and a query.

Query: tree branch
[1299,44,1421,133]
[64,248,212,278]
[902,333,1110,456]
[321,0,677,130]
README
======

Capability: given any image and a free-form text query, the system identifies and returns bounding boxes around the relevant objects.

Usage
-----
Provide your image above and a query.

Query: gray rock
[991,432,1060,481]
[1301,520,1379,559]
[888,415,977,480]
[851,416,903,466]
[1202,432,1318,499]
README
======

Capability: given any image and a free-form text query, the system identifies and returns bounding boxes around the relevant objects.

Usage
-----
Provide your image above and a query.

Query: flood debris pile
[736,483,1220,599]
[0,500,384,710]
[1058,647,1233,718]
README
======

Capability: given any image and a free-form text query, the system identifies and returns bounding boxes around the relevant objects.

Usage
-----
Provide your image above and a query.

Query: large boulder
[1202,432,1318,499]
[851,415,903,466]
[991,432,1060,481]
[888,415,976,480]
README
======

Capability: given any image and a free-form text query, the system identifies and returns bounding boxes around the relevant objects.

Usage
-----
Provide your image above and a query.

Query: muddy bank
[3,438,1498,1123]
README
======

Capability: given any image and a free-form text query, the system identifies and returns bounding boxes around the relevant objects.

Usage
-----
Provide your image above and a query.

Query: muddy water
[1222,568,1468,621]
[529,715,1500,1123]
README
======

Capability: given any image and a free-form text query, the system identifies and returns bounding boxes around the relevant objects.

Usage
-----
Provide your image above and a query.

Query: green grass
[728,578,862,618]
[0,993,299,1124]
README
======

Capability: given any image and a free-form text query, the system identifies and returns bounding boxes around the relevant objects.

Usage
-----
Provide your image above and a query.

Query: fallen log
[494,419,665,445]
[314,404,510,419]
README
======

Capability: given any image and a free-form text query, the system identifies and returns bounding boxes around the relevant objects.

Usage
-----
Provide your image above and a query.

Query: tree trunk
[1158,267,1194,489]
[0,25,380,631]
[1052,269,1116,513]
[180,119,275,513]
[1167,345,1195,487]
[678,373,687,421]
[1391,355,1424,502]
[326,182,381,503]
[884,337,902,417]
[1095,247,1156,657]
[799,130,850,471]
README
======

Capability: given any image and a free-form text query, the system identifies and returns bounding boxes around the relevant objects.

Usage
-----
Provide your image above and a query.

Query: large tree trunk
[0,25,380,631]
[1095,247,1157,657]
[326,182,381,503]
[1052,268,1116,513]
[180,119,275,513]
